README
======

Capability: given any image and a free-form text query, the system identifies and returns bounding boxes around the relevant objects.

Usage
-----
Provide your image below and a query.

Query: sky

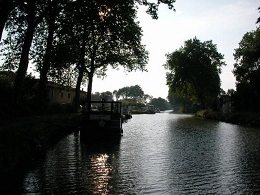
[90,0,259,100]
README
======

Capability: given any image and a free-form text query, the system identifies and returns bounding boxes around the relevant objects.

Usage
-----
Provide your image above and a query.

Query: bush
[196,110,260,127]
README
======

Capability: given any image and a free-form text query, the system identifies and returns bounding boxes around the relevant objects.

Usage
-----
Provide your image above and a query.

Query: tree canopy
[149,97,171,111]
[164,37,225,110]
[232,27,260,112]
[0,0,175,108]
[116,85,144,101]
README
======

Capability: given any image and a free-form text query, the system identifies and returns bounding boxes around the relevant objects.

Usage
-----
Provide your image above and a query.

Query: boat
[81,100,123,139]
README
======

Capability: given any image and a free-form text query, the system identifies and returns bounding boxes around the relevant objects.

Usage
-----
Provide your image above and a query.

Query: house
[47,82,87,104]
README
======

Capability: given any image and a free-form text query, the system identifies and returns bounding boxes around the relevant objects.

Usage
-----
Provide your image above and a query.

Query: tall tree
[233,27,260,112]
[2,0,46,104]
[62,0,148,106]
[1,0,175,108]
[14,0,45,104]
[164,37,225,109]
[0,0,175,40]
[37,0,66,103]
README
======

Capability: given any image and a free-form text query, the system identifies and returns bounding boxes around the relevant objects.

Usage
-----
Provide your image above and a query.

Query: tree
[100,91,113,100]
[0,71,16,103]
[0,0,175,41]
[2,0,46,104]
[233,27,260,112]
[137,0,175,19]
[113,90,119,100]
[0,0,17,40]
[117,87,130,99]
[128,85,144,101]
[116,85,145,103]
[150,97,171,111]
[164,37,225,109]
[1,0,175,111]
[36,0,65,104]
[168,89,198,113]
[70,1,148,104]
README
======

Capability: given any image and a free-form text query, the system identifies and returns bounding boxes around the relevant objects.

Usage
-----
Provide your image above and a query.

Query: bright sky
[91,0,259,100]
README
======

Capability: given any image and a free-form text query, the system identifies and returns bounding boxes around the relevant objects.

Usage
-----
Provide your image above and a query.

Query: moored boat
[81,100,123,140]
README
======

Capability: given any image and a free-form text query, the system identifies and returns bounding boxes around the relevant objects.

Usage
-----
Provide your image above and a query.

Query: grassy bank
[196,110,260,128]
[0,114,82,177]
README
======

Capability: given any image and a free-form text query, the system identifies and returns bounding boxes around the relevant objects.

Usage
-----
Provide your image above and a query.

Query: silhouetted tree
[1,0,176,109]
[2,0,46,105]
[150,97,170,111]
[0,0,18,40]
[164,37,225,109]
[233,27,260,112]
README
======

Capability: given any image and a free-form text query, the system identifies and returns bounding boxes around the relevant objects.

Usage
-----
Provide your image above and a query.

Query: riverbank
[196,110,260,128]
[0,114,82,178]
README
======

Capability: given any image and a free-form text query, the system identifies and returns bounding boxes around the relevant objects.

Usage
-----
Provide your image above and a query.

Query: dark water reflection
[15,113,260,193]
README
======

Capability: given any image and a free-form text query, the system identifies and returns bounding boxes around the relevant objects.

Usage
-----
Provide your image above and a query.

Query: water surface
[13,112,260,194]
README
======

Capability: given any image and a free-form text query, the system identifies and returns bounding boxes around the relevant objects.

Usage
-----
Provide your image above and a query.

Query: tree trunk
[38,1,57,103]
[74,37,86,108]
[74,64,84,108]
[13,0,37,105]
[87,71,93,102]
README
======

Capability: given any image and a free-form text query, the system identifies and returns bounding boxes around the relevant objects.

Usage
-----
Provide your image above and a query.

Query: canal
[7,112,260,194]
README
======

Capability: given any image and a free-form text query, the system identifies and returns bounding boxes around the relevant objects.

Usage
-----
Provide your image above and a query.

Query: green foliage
[164,37,225,109]
[233,27,260,112]
[197,110,260,127]
[137,0,175,19]
[54,0,149,102]
[149,97,171,111]
[116,85,145,102]
[168,89,200,113]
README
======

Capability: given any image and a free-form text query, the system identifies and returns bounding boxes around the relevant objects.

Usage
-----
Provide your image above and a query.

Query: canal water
[8,112,260,194]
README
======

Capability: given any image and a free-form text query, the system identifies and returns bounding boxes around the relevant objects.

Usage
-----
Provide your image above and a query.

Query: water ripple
[21,113,260,194]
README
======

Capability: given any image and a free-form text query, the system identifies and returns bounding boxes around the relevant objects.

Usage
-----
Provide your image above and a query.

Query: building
[47,82,87,104]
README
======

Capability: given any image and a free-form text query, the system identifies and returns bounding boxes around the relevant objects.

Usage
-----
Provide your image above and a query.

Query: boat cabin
[81,100,123,139]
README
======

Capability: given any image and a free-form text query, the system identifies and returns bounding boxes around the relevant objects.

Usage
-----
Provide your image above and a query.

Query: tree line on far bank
[164,11,260,114]
[93,84,172,111]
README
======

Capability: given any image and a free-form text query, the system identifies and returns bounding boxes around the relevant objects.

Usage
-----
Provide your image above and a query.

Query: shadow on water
[79,131,121,154]
[16,131,123,194]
